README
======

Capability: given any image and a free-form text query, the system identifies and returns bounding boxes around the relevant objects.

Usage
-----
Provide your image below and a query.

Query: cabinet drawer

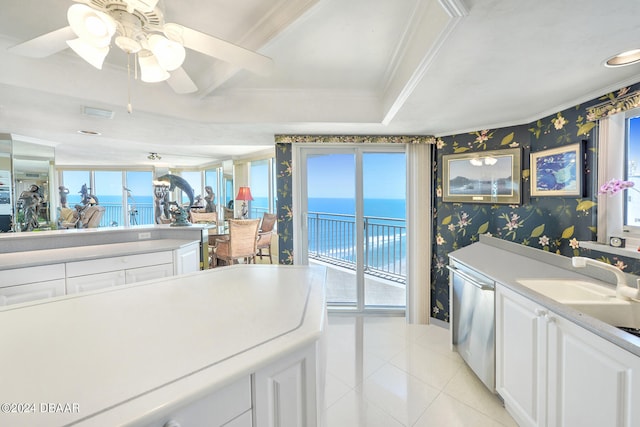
[66,270,126,294]
[0,263,65,287]
[66,251,173,277]
[224,410,252,426]
[125,263,173,284]
[0,279,66,306]
[143,376,251,427]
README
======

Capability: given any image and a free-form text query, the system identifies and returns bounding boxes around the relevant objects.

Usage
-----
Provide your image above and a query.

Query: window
[179,171,202,207]
[125,171,154,225]
[599,108,640,245]
[95,171,123,227]
[626,114,640,231]
[61,170,90,206]
[60,169,155,227]
[204,168,219,211]
[249,159,270,218]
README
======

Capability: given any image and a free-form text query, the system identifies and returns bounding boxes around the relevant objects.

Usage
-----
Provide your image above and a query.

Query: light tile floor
[323,315,518,427]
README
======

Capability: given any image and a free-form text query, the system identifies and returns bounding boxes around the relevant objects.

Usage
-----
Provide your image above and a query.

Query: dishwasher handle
[447,265,494,291]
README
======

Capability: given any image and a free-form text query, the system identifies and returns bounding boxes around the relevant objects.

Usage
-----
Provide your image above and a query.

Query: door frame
[292,142,430,320]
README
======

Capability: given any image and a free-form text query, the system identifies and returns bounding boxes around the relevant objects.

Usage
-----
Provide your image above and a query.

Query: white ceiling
[1,0,640,168]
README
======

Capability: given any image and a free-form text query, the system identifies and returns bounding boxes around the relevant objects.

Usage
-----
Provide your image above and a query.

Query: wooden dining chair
[190,210,217,224]
[212,219,260,267]
[256,213,277,263]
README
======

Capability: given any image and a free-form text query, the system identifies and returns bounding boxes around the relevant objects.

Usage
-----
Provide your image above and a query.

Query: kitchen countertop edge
[449,235,640,357]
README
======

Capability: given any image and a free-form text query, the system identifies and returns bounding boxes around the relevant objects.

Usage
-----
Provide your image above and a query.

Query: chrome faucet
[572,256,640,301]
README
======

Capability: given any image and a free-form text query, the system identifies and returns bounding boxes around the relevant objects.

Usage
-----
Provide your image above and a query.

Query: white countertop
[0,265,327,426]
[0,239,198,270]
[449,237,640,357]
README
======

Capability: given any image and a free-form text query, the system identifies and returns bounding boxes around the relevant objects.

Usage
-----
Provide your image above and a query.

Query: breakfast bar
[0,264,327,427]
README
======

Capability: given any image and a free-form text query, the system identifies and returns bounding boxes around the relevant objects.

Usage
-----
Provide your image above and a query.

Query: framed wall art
[530,142,583,197]
[442,147,522,204]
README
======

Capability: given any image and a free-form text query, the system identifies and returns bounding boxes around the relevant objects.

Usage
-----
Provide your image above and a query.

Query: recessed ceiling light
[77,130,101,135]
[605,49,640,67]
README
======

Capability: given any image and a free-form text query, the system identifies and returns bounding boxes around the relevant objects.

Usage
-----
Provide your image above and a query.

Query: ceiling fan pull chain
[127,52,133,114]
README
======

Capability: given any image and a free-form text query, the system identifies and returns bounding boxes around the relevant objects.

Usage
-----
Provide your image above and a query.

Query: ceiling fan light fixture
[67,4,116,48]
[115,35,142,54]
[605,49,640,67]
[162,23,184,43]
[124,0,160,14]
[139,51,170,82]
[148,34,185,71]
[66,38,109,69]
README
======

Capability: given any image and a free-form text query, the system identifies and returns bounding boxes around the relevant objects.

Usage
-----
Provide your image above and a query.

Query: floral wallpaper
[275,142,294,265]
[272,89,640,321]
[431,84,640,322]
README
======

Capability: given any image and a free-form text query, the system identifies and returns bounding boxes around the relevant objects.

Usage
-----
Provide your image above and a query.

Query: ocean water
[307,197,406,220]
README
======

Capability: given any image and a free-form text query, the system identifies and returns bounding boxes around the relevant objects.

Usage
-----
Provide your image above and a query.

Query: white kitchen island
[0,265,327,427]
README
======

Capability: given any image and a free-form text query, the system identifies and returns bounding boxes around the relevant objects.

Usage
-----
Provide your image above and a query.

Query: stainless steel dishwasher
[448,260,496,392]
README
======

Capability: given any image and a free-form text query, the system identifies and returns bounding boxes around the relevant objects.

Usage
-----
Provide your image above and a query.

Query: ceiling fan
[8,0,274,95]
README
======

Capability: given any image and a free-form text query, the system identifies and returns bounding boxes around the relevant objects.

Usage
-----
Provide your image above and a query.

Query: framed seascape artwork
[442,147,522,204]
[530,142,583,197]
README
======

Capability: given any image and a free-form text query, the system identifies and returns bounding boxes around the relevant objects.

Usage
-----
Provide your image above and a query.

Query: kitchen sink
[516,279,617,302]
[565,300,640,330]
[517,279,640,331]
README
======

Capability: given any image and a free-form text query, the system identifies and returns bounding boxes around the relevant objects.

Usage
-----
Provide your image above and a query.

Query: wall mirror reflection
[12,140,55,231]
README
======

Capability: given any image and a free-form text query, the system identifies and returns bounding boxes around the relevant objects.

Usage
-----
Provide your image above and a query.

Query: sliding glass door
[298,145,406,312]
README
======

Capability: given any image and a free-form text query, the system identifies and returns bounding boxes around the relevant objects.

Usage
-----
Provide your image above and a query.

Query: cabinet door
[174,242,200,274]
[253,344,319,427]
[66,270,126,294]
[125,263,173,284]
[547,314,640,427]
[66,252,173,277]
[224,410,252,427]
[140,376,251,427]
[0,264,65,287]
[496,285,546,427]
[0,279,65,306]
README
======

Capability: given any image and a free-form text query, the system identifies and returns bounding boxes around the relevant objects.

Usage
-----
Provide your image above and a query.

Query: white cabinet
[0,241,201,304]
[0,279,66,306]
[66,251,174,294]
[0,264,66,306]
[546,314,640,427]
[126,263,174,283]
[496,284,546,427]
[496,284,640,427]
[142,376,252,427]
[67,270,126,294]
[253,342,321,427]
[174,242,200,275]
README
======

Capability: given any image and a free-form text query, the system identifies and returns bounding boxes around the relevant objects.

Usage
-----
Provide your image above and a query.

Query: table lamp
[236,187,253,219]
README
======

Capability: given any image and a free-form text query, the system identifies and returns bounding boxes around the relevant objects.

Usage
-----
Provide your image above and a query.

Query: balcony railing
[307,212,406,283]
[98,203,155,227]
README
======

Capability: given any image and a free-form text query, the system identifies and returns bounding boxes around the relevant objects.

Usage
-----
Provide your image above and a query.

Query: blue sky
[307,152,405,199]
[630,116,640,176]
[62,170,153,200]
[61,152,407,201]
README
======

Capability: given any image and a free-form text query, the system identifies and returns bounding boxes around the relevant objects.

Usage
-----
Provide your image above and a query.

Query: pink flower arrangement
[599,178,637,195]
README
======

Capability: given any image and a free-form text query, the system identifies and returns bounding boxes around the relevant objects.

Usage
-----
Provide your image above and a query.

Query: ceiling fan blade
[174,25,274,76]
[8,26,76,58]
[167,67,198,94]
